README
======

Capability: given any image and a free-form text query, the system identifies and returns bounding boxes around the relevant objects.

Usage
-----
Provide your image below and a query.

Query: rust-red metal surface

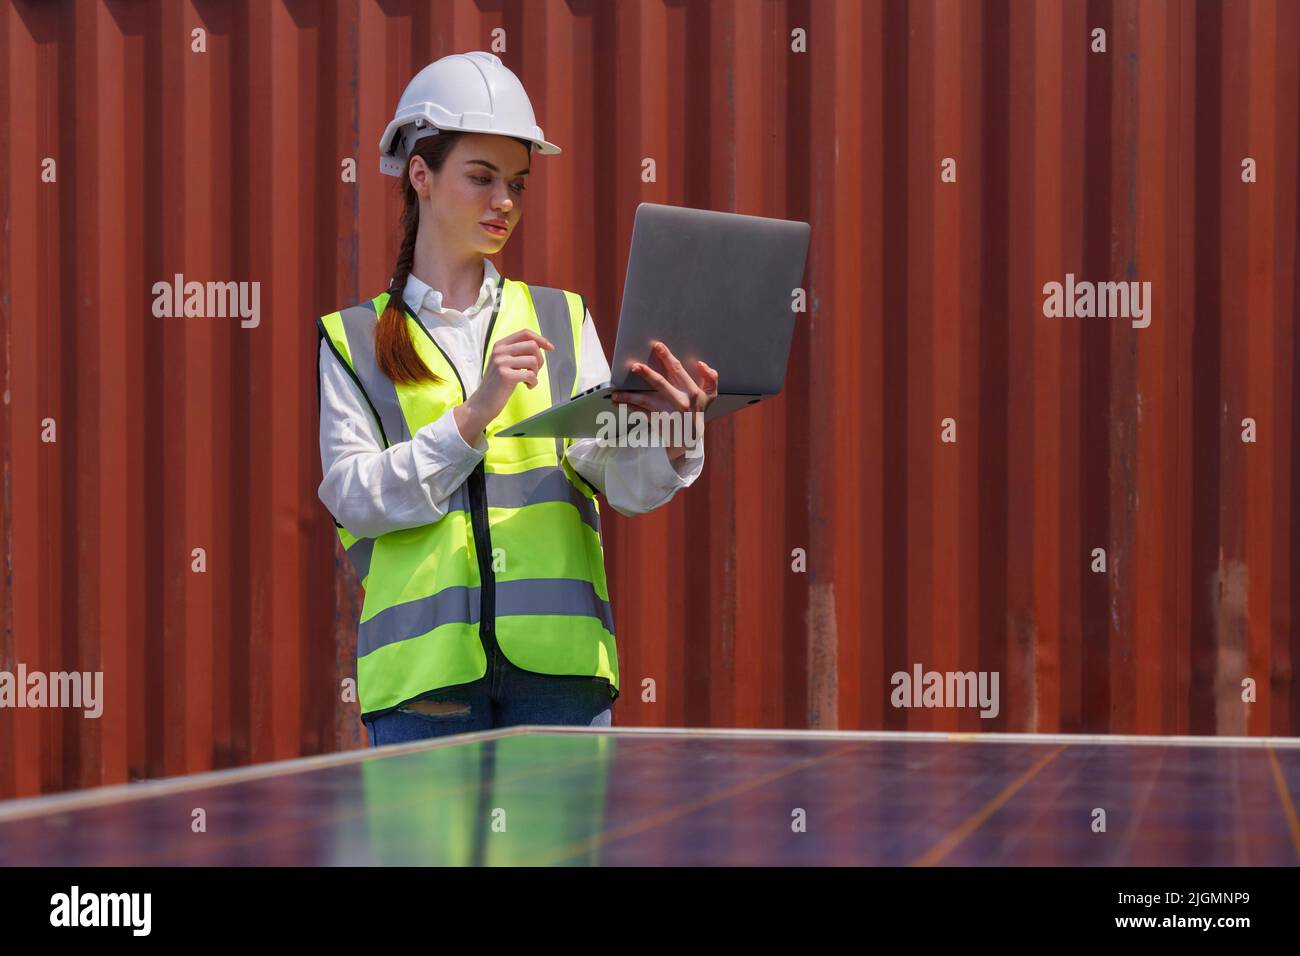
[2,0,1299,799]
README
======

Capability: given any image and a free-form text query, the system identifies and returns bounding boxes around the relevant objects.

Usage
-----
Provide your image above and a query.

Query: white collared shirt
[317,257,705,538]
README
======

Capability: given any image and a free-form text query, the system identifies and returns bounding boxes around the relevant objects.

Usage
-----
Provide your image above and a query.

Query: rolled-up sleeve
[563,310,705,517]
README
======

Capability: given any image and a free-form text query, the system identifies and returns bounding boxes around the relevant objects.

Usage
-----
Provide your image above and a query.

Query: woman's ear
[407,155,431,197]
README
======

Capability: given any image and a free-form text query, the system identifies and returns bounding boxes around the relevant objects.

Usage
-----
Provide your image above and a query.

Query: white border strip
[1,725,1295,824]
[521,725,1300,748]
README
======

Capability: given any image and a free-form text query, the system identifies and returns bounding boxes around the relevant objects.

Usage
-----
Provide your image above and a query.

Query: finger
[500,328,552,349]
[612,391,677,415]
[498,354,540,372]
[496,352,544,374]
[613,400,652,415]
[648,341,699,394]
[499,329,555,351]
[497,339,547,359]
[689,365,718,411]
[692,360,720,396]
[654,350,712,413]
[609,388,653,407]
[491,340,543,361]
[630,361,688,408]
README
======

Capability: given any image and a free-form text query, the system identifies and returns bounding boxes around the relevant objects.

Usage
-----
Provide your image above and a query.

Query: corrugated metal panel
[2,0,1298,798]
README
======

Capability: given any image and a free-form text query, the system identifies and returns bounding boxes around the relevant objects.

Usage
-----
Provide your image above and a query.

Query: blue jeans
[364,647,614,747]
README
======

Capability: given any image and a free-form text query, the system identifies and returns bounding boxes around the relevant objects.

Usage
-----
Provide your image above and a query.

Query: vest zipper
[474,303,502,662]
[401,291,503,672]
[393,287,620,706]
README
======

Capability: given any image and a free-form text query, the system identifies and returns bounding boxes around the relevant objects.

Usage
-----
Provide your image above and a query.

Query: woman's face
[415,132,531,256]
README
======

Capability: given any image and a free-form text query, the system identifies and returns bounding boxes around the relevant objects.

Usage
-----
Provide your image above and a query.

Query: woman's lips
[481,222,507,236]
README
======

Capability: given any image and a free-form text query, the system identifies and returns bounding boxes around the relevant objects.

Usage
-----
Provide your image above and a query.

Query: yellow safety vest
[317,279,618,720]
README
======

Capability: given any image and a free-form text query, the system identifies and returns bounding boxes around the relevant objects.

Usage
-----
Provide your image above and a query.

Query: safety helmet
[378,51,561,176]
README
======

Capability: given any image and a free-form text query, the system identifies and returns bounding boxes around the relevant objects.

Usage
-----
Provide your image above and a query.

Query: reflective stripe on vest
[318,278,617,718]
[337,299,413,446]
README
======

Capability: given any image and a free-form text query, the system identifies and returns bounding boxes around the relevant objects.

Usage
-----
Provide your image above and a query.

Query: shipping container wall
[2,0,1298,798]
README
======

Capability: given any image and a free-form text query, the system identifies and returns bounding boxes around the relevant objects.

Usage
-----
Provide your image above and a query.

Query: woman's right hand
[454,329,554,444]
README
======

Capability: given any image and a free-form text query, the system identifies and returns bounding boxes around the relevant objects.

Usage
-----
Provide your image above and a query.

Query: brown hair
[375,131,532,387]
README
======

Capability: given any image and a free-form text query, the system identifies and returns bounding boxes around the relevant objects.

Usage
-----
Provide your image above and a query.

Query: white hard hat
[378,51,561,177]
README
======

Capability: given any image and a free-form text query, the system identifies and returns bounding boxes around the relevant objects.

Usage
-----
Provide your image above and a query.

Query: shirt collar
[401,258,500,319]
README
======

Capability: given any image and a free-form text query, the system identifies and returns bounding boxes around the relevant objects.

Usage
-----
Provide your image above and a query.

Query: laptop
[498,202,812,438]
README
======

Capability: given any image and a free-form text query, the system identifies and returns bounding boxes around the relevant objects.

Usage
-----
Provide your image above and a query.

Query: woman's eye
[471,174,523,193]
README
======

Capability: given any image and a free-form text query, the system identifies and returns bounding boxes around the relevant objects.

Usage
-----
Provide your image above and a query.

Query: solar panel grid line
[910,744,1070,866]
[946,745,1077,867]
[1112,745,1169,865]
[1230,750,1250,867]
[518,740,872,867]
[1265,746,1300,856]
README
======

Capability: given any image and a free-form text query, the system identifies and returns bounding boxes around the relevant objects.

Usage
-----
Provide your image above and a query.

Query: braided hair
[375,130,535,386]
[373,133,464,386]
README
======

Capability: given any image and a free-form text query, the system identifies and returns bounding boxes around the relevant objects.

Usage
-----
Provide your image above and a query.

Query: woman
[317,52,718,747]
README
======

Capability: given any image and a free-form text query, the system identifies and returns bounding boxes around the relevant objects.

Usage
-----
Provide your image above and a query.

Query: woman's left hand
[610,341,719,463]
